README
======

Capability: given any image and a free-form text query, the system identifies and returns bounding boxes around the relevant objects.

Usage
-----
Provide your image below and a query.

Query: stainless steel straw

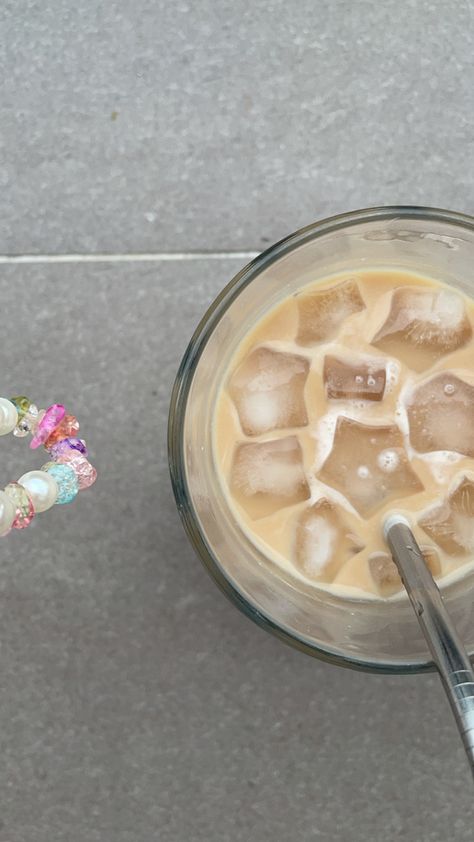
[384,514,474,776]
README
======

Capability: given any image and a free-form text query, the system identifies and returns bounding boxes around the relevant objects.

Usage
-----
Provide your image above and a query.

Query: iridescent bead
[48,437,88,459]
[0,398,18,436]
[30,404,66,450]
[41,462,79,504]
[26,404,40,426]
[0,490,16,536]
[56,452,97,490]
[13,405,42,438]
[44,415,80,448]
[4,482,35,529]
[13,418,32,438]
[10,396,32,419]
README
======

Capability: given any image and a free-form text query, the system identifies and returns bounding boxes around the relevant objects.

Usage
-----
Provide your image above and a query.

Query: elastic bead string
[0,396,97,536]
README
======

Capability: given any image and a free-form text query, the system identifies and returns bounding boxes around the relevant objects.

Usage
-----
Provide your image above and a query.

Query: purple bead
[49,437,88,459]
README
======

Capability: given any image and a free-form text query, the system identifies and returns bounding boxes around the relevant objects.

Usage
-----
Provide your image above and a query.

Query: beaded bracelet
[0,396,97,536]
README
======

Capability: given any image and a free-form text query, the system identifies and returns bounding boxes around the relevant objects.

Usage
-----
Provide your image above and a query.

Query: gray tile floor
[1,2,474,840]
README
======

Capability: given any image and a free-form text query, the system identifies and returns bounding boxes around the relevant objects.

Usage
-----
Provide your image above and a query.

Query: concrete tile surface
[0,260,472,841]
[1,0,473,253]
[2,0,474,837]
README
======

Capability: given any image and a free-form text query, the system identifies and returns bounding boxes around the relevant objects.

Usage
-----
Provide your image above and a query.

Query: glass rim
[168,205,474,675]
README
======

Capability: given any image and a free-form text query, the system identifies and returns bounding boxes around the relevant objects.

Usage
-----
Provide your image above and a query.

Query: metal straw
[384,514,474,777]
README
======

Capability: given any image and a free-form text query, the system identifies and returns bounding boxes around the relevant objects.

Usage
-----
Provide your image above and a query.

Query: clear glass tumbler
[168,206,474,673]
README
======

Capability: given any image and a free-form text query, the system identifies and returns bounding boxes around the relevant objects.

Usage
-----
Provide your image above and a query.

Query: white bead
[18,470,59,513]
[0,490,16,535]
[0,398,18,436]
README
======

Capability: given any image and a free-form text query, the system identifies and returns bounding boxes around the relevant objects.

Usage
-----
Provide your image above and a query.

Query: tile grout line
[0,252,260,264]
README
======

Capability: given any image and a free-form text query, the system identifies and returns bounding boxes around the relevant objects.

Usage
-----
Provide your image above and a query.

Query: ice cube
[323,355,386,401]
[421,546,442,577]
[230,435,310,519]
[372,286,472,371]
[419,474,474,555]
[229,346,309,436]
[368,553,401,596]
[296,279,366,345]
[369,546,441,597]
[318,418,423,517]
[294,498,364,582]
[407,372,474,457]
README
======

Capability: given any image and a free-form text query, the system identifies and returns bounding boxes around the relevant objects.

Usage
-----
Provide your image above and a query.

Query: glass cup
[168,206,474,674]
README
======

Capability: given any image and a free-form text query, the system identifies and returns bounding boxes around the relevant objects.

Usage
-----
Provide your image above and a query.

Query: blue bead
[41,463,79,505]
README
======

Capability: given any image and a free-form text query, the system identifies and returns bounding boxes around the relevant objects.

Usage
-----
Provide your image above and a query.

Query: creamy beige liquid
[214,270,474,599]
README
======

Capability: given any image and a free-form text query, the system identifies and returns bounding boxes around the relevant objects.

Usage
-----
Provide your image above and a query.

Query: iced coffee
[214,270,474,598]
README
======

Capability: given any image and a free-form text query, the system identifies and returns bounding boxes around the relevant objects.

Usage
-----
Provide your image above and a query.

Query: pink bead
[56,452,97,490]
[30,404,66,450]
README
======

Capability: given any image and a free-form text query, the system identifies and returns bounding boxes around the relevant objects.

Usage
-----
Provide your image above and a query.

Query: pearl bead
[18,470,59,513]
[0,398,18,436]
[0,490,16,536]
